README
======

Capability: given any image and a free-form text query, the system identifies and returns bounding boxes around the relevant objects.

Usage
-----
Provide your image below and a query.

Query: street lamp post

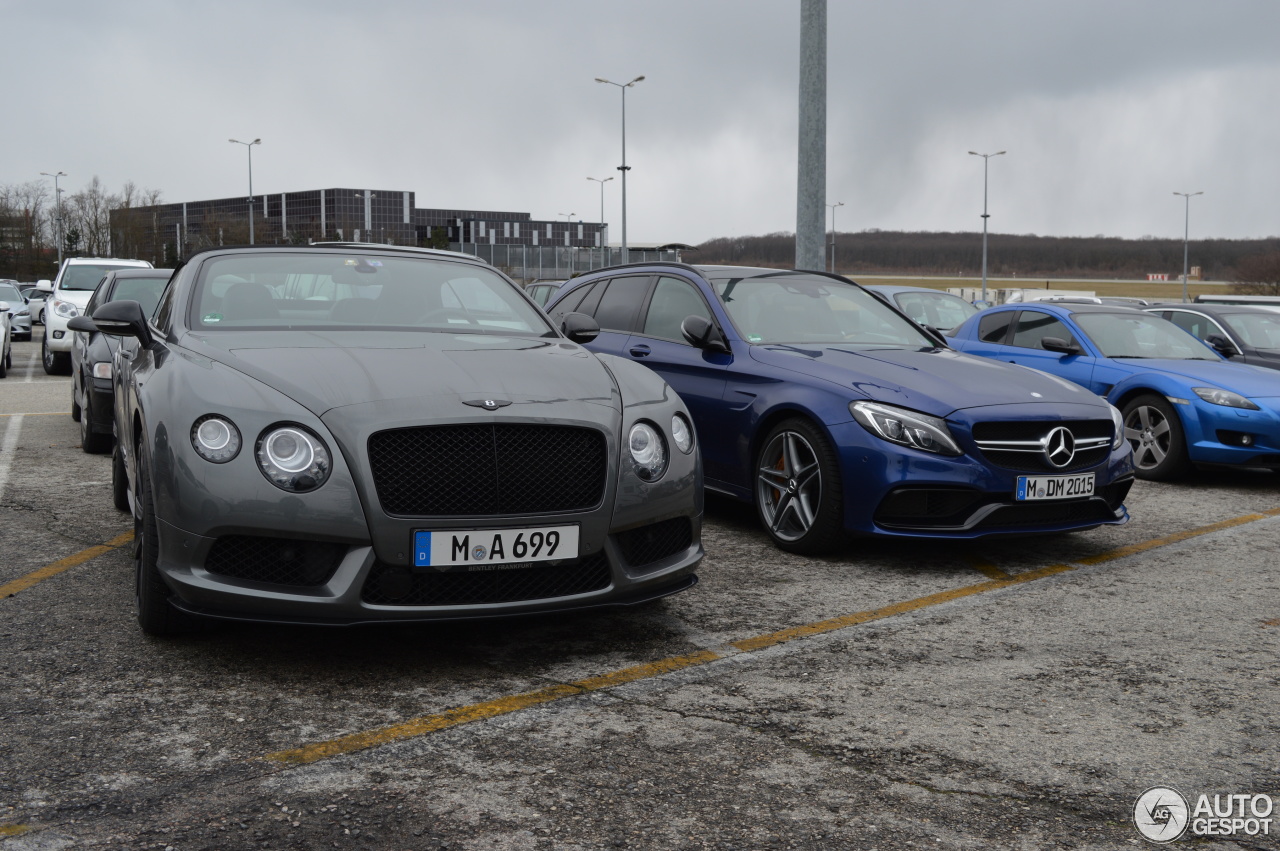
[826,201,844,273]
[1174,191,1204,304]
[228,138,261,244]
[968,150,1006,303]
[588,177,613,269]
[595,75,644,264]
[40,171,67,266]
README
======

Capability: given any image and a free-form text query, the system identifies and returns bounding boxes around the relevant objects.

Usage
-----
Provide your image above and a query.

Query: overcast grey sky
[4,0,1278,244]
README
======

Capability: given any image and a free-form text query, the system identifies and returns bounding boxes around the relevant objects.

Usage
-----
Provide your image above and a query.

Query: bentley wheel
[80,395,111,454]
[1122,394,1191,481]
[754,417,846,554]
[134,449,198,636]
[112,443,130,512]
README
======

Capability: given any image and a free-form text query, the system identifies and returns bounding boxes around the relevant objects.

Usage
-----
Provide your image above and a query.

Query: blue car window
[641,277,712,342]
[711,274,932,346]
[1009,311,1076,350]
[895,292,977,332]
[593,276,650,332]
[1074,312,1216,359]
[554,281,598,315]
[977,311,1014,343]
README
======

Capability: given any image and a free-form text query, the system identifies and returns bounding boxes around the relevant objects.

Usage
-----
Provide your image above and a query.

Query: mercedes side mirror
[1041,337,1082,356]
[680,315,728,353]
[87,299,154,348]
[560,312,600,344]
[1205,334,1239,357]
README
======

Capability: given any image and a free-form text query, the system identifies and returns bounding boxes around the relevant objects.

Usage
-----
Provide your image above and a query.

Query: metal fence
[452,244,682,282]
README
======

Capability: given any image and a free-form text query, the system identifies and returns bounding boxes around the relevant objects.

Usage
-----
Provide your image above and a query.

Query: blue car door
[623,276,736,482]
[989,309,1101,392]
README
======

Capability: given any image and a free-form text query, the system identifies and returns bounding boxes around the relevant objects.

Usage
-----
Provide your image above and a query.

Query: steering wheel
[417,308,476,326]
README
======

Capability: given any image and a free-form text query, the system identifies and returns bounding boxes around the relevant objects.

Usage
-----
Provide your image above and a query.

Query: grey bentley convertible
[75,245,703,635]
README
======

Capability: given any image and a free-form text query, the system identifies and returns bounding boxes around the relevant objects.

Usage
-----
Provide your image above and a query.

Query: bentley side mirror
[1205,334,1239,357]
[1041,336,1082,356]
[560,312,600,344]
[680,315,728,353]
[67,316,97,333]
[87,299,154,348]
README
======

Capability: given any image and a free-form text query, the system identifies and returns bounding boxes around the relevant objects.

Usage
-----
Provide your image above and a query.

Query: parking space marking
[0,824,31,837]
[23,348,40,382]
[0,412,74,417]
[967,555,1010,580]
[262,507,1280,768]
[0,531,134,599]
[0,415,23,503]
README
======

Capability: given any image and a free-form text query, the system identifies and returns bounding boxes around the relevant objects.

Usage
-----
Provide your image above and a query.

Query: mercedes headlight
[191,415,242,463]
[53,299,78,319]
[1108,403,1125,449]
[628,421,668,481]
[257,425,331,491]
[850,401,962,456]
[1192,387,1259,410]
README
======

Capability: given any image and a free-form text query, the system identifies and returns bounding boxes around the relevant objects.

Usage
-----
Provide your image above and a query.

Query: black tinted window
[152,280,177,330]
[641,277,711,342]
[1010,311,1075,350]
[978,311,1014,343]
[554,281,597,315]
[593,276,651,332]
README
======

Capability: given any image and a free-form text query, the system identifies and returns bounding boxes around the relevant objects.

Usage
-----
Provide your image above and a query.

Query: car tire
[134,448,200,636]
[80,395,111,454]
[112,443,130,512]
[1122,394,1192,481]
[42,334,70,375]
[754,417,846,554]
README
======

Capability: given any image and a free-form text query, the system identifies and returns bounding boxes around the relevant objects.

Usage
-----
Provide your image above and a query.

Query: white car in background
[41,257,153,374]
[0,298,12,378]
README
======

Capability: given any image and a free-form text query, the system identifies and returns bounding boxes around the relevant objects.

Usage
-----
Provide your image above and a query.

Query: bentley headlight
[257,425,331,491]
[1108,403,1125,449]
[53,299,78,319]
[191,415,241,463]
[671,413,694,454]
[1192,387,1259,410]
[628,422,668,481]
[850,401,962,456]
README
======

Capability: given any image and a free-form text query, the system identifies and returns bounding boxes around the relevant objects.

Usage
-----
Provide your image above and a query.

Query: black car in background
[70,268,172,453]
[1144,302,1280,371]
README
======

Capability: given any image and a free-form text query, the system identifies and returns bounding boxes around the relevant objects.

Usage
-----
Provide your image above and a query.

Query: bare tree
[1232,252,1280,296]
[63,176,119,256]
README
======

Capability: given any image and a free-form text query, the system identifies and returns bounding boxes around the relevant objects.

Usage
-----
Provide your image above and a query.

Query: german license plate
[1015,473,1095,501]
[413,525,579,570]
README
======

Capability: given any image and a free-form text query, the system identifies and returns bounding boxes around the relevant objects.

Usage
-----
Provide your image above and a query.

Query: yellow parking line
[0,824,31,837]
[267,650,721,766]
[263,508,1280,767]
[0,532,134,599]
[968,556,1011,580]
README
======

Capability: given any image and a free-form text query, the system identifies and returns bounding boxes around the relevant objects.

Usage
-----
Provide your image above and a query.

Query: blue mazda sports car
[949,302,1280,481]
[545,264,1134,553]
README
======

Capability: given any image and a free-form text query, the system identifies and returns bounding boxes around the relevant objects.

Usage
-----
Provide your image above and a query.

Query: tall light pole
[587,176,612,228]
[1174,191,1204,304]
[595,75,644,264]
[229,138,261,244]
[969,150,1006,302]
[40,171,67,265]
[826,201,844,273]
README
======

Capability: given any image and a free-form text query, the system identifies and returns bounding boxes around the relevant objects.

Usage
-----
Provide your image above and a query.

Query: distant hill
[692,231,1280,280]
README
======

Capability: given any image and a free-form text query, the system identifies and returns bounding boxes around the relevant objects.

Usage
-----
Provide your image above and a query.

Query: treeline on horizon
[693,231,1280,280]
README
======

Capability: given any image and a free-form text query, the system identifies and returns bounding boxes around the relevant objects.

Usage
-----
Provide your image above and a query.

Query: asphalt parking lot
[2,328,1278,850]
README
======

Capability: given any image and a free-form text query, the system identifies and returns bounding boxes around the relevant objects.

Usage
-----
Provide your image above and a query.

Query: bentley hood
[184,330,621,415]
[749,344,1105,417]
